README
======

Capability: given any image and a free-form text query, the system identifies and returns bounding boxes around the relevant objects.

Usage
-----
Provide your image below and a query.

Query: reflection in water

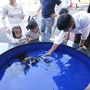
[0,50,90,90]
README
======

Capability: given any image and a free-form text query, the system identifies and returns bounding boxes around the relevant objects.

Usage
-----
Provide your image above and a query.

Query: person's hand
[21,15,25,19]
[51,13,57,18]
[44,52,51,56]
[26,36,33,42]
[78,45,87,50]
[18,15,25,19]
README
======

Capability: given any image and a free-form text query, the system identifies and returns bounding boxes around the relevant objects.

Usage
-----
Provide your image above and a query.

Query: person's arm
[51,25,57,38]
[79,39,85,47]
[1,5,11,33]
[63,31,70,41]
[1,5,8,28]
[84,83,90,90]
[51,13,57,18]
[45,44,59,56]
[19,4,25,19]
[51,0,61,18]
[51,15,59,38]
[35,5,41,17]
[78,39,87,49]
[45,31,67,56]
[26,35,33,43]
[35,0,42,17]
[37,30,41,35]
[55,0,62,14]
[79,25,90,48]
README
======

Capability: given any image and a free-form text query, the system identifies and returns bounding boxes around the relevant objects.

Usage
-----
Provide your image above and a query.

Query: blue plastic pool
[0,42,90,90]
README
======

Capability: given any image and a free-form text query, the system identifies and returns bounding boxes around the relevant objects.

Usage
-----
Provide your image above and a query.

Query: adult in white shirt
[73,4,90,49]
[72,11,90,48]
[45,10,90,56]
[1,0,25,39]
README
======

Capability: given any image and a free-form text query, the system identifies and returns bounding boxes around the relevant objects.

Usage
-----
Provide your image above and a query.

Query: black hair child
[26,16,40,43]
[12,26,22,39]
[12,26,26,44]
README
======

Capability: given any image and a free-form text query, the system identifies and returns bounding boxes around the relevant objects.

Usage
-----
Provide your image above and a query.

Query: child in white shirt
[45,10,90,56]
[12,26,26,44]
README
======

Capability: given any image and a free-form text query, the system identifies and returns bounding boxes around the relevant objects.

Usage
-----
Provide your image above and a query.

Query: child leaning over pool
[45,10,90,56]
[25,18,40,43]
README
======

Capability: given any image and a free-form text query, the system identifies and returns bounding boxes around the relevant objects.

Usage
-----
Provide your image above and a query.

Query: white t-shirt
[53,30,68,45]
[25,30,40,40]
[12,35,26,44]
[71,11,90,40]
[52,11,90,45]
[2,3,24,25]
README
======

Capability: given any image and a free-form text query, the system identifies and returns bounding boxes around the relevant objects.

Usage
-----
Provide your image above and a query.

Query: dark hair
[12,26,22,38]
[59,8,69,15]
[57,13,74,31]
[87,3,90,13]
[26,17,38,30]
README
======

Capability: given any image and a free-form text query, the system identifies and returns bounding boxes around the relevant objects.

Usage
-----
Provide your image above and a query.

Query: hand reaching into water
[43,53,55,63]
[44,52,51,57]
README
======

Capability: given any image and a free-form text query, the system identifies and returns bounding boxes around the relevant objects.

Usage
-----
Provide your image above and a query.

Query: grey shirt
[26,30,40,40]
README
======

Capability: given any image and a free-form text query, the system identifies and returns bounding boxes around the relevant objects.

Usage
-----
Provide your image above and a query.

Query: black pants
[74,34,90,50]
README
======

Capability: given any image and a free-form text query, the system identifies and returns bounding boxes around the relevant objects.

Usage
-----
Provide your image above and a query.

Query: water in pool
[0,50,90,90]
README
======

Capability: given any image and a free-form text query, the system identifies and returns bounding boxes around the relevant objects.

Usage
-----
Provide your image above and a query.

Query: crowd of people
[0,0,90,89]
[0,0,90,48]
[1,0,90,50]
